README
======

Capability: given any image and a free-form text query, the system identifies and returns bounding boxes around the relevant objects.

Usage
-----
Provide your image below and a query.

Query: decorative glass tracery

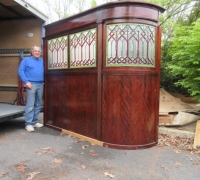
[70,29,96,68]
[48,36,68,69]
[106,23,156,67]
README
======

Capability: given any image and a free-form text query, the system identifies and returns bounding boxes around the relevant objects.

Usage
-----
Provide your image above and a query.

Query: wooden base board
[193,120,200,149]
[61,129,157,150]
[62,129,104,147]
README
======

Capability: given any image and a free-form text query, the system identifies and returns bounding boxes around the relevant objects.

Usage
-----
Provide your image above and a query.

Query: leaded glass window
[70,28,96,68]
[48,36,68,69]
[106,23,156,67]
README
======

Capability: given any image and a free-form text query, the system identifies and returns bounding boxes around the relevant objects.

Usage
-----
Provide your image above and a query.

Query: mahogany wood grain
[101,74,159,145]
[45,73,98,139]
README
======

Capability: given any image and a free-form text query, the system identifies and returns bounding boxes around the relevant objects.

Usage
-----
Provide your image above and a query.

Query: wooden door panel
[102,75,158,145]
[45,74,98,139]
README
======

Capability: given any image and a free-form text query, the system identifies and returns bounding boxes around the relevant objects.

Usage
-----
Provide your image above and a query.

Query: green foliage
[160,40,189,95]
[91,0,97,8]
[145,0,200,97]
[187,2,200,24]
[169,19,200,101]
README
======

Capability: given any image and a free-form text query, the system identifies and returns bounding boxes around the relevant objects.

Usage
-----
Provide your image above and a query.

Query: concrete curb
[159,127,195,138]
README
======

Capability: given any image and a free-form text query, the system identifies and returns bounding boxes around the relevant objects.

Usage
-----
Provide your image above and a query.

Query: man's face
[32,47,41,58]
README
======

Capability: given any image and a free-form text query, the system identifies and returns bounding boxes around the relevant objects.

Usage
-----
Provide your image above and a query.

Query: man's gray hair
[31,46,41,52]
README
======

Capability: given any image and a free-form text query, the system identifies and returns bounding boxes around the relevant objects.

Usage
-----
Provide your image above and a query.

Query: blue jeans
[25,83,44,126]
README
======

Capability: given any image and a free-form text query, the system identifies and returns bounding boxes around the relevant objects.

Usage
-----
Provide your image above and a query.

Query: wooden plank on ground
[62,129,103,147]
[193,120,200,149]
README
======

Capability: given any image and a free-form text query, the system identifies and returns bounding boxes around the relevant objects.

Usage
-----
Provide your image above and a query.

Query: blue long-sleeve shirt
[18,56,44,84]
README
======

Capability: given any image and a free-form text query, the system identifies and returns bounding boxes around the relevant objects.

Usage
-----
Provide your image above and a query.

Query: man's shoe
[25,125,35,132]
[33,123,43,128]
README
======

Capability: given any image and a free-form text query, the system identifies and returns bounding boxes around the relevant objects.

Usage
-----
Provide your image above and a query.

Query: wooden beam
[193,120,200,149]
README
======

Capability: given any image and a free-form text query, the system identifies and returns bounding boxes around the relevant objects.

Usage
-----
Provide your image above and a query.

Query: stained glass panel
[106,23,156,67]
[48,36,68,69]
[70,29,96,68]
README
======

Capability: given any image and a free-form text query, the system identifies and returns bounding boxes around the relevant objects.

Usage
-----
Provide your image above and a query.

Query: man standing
[18,46,44,132]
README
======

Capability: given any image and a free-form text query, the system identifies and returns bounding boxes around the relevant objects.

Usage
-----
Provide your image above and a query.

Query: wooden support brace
[193,120,200,149]
[62,129,104,147]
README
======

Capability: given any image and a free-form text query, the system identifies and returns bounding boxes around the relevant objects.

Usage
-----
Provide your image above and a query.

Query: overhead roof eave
[13,0,48,23]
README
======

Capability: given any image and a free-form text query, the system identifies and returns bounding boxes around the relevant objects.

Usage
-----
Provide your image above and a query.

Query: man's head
[31,46,41,59]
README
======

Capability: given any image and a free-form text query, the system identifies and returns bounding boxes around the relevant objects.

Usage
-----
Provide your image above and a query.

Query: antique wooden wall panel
[102,74,158,146]
[45,73,98,139]
[44,1,164,149]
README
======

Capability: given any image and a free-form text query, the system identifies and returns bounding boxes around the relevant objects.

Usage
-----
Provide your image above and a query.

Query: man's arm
[18,59,29,85]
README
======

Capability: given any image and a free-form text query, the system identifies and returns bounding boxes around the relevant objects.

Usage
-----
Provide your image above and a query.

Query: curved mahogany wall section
[43,1,165,149]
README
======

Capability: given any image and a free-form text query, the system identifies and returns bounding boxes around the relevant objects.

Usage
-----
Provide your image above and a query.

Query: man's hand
[26,82,32,89]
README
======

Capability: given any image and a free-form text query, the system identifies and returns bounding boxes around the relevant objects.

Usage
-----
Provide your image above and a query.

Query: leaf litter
[82,145,89,149]
[0,172,8,178]
[35,147,54,155]
[26,172,41,180]
[81,165,86,169]
[89,150,98,157]
[52,158,62,164]
[174,161,183,167]
[15,163,27,172]
[158,133,200,156]
[104,172,115,178]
